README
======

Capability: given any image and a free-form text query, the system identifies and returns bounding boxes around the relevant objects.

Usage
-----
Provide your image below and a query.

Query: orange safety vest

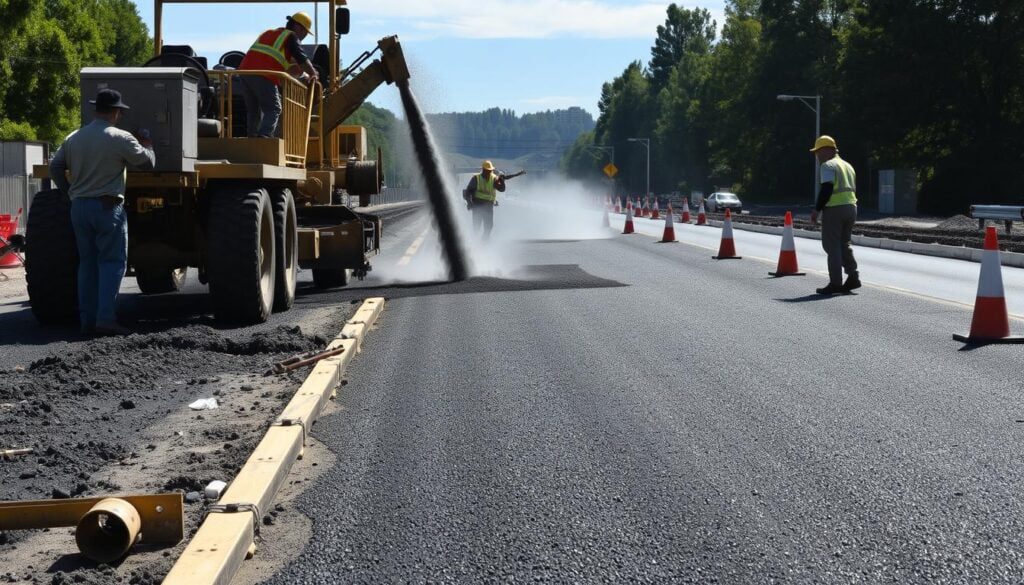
[239,27,297,85]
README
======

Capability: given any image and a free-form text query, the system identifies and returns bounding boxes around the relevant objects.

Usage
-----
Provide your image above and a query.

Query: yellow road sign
[603,162,618,178]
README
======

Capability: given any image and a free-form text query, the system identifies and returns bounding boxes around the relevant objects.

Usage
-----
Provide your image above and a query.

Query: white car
[705,192,742,214]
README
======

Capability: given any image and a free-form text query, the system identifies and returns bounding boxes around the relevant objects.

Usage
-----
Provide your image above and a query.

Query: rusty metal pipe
[75,498,142,563]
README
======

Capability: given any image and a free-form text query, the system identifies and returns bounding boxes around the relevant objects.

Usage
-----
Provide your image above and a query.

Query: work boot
[94,322,131,337]
[842,273,862,292]
[815,283,846,295]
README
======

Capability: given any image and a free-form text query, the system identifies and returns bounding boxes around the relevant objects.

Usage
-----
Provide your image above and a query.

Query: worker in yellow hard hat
[463,160,506,240]
[237,12,320,137]
[809,135,860,295]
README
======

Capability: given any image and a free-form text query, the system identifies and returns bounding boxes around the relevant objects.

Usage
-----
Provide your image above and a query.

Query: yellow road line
[396,226,430,267]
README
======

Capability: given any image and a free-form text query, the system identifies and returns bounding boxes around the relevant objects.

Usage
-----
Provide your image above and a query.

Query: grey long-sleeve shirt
[50,118,155,199]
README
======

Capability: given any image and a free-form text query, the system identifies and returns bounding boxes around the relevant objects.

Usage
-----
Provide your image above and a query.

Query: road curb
[162,297,385,585]
[703,219,1024,268]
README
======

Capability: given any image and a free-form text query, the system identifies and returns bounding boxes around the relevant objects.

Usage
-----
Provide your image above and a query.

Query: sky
[135,0,726,117]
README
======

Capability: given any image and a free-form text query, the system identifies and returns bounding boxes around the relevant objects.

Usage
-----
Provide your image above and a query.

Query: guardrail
[970,205,1024,234]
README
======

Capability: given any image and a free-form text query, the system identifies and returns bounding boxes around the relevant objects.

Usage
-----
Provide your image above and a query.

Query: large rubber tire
[136,267,187,294]
[25,189,79,325]
[312,268,350,289]
[207,187,275,323]
[269,187,297,312]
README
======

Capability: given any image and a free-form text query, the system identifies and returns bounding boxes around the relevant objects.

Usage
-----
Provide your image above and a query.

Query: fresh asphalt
[259,202,1024,583]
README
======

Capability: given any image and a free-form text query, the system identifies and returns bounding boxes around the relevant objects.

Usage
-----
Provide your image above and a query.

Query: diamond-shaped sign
[603,162,618,178]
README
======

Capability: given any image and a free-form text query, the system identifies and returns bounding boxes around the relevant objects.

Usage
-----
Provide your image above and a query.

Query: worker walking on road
[464,160,506,240]
[809,135,861,295]
[237,12,320,138]
[49,89,155,335]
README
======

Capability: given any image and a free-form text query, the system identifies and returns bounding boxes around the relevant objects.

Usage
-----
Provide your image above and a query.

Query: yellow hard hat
[287,11,313,34]
[481,160,495,171]
[809,135,838,152]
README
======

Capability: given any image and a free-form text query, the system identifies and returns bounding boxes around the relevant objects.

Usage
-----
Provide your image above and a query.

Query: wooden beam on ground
[162,298,384,585]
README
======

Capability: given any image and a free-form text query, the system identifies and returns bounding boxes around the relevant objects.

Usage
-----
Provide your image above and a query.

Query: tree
[649,4,716,91]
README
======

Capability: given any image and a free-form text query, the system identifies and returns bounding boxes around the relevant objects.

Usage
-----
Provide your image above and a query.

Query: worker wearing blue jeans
[50,89,155,335]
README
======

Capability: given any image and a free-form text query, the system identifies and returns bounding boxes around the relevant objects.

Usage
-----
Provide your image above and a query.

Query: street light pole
[627,138,650,201]
[777,94,822,202]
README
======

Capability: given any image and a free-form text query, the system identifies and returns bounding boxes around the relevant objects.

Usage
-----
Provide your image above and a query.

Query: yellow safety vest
[474,173,497,202]
[822,155,857,207]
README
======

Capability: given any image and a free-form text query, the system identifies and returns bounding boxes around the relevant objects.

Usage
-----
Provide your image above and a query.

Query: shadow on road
[295,264,626,305]
[775,292,857,303]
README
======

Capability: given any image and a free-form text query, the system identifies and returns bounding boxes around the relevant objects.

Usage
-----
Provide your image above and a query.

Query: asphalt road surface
[258,201,1024,583]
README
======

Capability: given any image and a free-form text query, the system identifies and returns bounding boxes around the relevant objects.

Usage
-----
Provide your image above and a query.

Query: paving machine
[27,0,410,324]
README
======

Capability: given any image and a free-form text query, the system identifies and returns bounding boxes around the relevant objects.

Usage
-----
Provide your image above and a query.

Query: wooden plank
[195,163,307,181]
[197,138,285,166]
[162,298,385,585]
[0,493,183,544]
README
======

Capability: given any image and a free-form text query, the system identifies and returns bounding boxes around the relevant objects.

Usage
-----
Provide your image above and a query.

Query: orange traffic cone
[696,200,707,225]
[641,197,650,218]
[625,198,633,217]
[953,227,1024,344]
[712,209,741,259]
[681,198,691,223]
[651,199,661,220]
[622,205,635,234]
[659,204,676,243]
[614,197,622,214]
[0,209,23,268]
[769,211,805,277]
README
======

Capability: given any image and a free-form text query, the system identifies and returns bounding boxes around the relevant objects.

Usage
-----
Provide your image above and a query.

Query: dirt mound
[0,325,325,502]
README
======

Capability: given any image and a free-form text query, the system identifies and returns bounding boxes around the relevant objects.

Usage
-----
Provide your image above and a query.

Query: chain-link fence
[0,176,40,233]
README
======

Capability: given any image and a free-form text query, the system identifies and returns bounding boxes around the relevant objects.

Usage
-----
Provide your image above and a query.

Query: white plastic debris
[204,480,227,501]
[188,397,219,410]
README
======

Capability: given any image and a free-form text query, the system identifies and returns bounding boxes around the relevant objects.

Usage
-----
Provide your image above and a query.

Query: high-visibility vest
[239,28,296,85]
[822,155,857,207]
[474,173,497,202]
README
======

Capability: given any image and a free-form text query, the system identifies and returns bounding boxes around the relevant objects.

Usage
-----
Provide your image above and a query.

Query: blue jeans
[71,197,128,327]
[238,75,282,138]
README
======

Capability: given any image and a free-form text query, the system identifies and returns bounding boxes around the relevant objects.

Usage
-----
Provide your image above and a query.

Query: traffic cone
[625,198,633,217]
[953,227,1024,344]
[641,197,650,218]
[651,199,661,220]
[636,197,643,217]
[696,200,707,225]
[614,197,621,214]
[659,204,676,243]
[769,211,805,277]
[0,209,23,268]
[712,209,741,259]
[622,205,635,234]
[681,198,691,224]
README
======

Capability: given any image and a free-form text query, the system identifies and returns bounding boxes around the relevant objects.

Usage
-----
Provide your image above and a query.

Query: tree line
[428,107,595,162]
[561,1,1024,213]
[0,0,151,143]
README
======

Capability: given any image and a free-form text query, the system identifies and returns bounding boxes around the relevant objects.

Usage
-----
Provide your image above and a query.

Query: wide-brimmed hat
[481,160,495,171]
[89,89,130,110]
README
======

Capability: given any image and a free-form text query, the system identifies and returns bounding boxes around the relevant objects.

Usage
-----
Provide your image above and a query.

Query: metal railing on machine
[208,70,320,168]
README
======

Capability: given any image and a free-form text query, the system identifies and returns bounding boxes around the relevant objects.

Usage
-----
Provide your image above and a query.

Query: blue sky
[136,0,725,117]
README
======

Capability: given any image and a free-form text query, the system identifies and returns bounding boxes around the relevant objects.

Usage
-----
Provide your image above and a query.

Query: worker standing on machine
[237,11,320,138]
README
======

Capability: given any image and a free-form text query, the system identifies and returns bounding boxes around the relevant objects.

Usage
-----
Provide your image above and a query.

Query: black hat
[89,89,130,110]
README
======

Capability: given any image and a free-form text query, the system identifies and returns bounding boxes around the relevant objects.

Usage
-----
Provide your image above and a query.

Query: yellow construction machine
[27,0,410,324]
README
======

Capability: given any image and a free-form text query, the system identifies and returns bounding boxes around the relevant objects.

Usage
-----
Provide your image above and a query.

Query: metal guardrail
[970,205,1024,234]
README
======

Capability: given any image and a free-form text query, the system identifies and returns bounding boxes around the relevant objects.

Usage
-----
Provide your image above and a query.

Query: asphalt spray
[397,80,469,281]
